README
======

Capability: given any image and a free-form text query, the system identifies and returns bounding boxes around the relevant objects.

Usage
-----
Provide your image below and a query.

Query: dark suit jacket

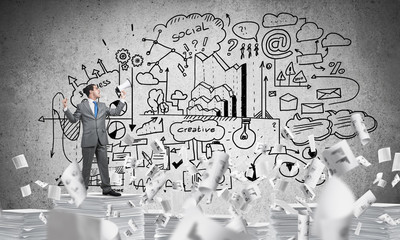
[64,100,125,147]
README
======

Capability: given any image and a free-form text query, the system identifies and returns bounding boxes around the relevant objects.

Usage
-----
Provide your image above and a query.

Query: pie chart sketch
[107,121,126,140]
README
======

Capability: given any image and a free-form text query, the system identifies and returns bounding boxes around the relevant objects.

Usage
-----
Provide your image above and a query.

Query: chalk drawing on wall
[40,11,379,191]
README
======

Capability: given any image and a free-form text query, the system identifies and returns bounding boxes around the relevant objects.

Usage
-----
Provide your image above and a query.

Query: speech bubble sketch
[327,109,378,139]
[261,29,293,59]
[262,12,298,28]
[322,32,352,47]
[296,22,324,42]
[169,119,225,142]
[286,113,332,146]
[232,21,260,41]
[152,13,226,57]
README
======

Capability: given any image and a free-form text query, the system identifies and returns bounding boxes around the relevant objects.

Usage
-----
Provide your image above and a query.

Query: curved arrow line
[314,75,360,105]
[51,92,65,157]
[286,148,300,154]
[323,47,329,58]
[51,109,55,157]
[226,14,231,27]
[62,131,83,163]
[313,64,324,71]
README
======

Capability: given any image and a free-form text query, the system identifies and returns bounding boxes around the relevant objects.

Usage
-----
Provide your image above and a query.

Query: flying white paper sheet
[199,152,229,194]
[146,164,160,178]
[304,157,325,189]
[241,185,261,204]
[172,180,184,191]
[150,139,166,154]
[61,159,87,207]
[378,179,387,188]
[351,113,370,145]
[298,212,310,240]
[155,213,170,228]
[128,218,138,232]
[128,200,136,208]
[35,180,49,188]
[124,156,137,169]
[205,192,213,204]
[353,190,376,218]
[373,172,383,184]
[378,147,391,163]
[392,174,400,187]
[321,140,358,176]
[377,213,397,226]
[392,153,400,171]
[106,204,112,217]
[12,154,29,169]
[229,192,245,210]
[145,171,167,201]
[308,134,316,153]
[300,183,315,200]
[356,156,371,167]
[122,133,136,146]
[48,185,61,200]
[254,142,268,154]
[39,212,47,224]
[20,184,31,197]
[354,222,362,235]
[281,126,295,141]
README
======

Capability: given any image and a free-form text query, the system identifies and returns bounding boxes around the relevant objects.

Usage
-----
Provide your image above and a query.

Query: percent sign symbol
[329,61,345,75]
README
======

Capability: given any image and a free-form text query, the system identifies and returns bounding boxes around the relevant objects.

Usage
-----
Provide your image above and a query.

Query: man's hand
[120,90,126,99]
[62,98,68,108]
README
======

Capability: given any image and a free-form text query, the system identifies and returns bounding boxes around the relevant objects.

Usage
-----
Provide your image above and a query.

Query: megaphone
[115,79,132,97]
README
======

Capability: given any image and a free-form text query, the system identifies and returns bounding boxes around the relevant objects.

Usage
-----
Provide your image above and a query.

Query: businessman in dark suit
[62,84,126,196]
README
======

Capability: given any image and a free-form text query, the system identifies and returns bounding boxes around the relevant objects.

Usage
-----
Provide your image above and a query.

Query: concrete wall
[0,0,399,222]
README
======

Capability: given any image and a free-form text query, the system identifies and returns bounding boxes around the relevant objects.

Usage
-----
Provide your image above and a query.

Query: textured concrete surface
[0,0,399,222]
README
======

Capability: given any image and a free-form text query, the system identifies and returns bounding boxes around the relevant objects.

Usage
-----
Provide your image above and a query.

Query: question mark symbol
[272,122,276,131]
[192,40,198,50]
[239,26,244,32]
[227,38,238,56]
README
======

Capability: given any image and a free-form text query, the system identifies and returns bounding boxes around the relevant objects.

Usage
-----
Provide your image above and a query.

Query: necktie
[93,101,98,118]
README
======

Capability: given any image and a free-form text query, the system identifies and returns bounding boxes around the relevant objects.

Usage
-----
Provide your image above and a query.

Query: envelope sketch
[279,93,298,111]
[316,88,342,100]
[301,103,324,114]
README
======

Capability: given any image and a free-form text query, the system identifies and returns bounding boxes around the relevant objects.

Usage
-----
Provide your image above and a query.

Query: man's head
[83,84,100,100]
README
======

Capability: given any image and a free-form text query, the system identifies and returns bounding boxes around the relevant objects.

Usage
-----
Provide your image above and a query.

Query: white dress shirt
[64,98,125,114]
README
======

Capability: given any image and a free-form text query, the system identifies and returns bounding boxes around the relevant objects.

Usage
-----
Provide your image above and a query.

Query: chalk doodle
[40,11,378,192]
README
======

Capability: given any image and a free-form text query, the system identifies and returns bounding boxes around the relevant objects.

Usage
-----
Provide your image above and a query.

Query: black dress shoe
[102,189,121,197]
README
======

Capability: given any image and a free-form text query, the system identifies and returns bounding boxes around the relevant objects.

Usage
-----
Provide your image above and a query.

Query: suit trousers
[81,141,111,192]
